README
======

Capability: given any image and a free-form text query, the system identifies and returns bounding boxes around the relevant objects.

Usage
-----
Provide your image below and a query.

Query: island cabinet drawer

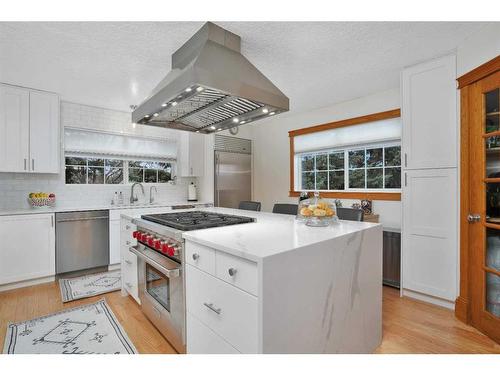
[187,312,240,354]
[215,251,258,296]
[185,241,216,275]
[186,264,258,353]
[121,220,136,234]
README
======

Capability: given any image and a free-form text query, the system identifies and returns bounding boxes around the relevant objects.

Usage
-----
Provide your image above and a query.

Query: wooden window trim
[288,109,402,201]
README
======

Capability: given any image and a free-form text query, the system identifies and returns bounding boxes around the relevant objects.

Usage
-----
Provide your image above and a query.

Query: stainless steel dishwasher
[56,210,109,274]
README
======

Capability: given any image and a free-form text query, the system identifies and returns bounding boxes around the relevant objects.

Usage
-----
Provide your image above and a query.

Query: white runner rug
[3,299,137,354]
[59,270,121,303]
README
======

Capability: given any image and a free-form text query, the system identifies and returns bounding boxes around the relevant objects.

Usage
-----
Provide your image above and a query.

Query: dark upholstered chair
[337,207,364,222]
[238,201,262,212]
[272,203,298,216]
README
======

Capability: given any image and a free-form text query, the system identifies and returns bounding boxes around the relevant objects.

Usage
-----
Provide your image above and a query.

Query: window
[298,144,401,192]
[65,157,172,185]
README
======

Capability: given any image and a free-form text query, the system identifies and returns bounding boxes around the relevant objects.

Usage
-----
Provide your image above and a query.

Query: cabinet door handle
[228,268,237,277]
[190,167,193,175]
[404,173,408,187]
[404,153,407,168]
[51,216,54,227]
[192,253,199,261]
[32,159,35,171]
[126,225,131,230]
[126,240,131,245]
[24,159,27,171]
[203,302,221,315]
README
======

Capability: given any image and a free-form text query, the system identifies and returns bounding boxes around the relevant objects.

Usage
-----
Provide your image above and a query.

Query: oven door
[131,243,185,353]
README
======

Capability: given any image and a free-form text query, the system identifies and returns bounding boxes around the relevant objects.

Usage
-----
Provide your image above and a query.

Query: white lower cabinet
[120,216,139,303]
[187,312,240,354]
[185,241,259,354]
[402,168,458,302]
[109,219,121,265]
[0,214,55,285]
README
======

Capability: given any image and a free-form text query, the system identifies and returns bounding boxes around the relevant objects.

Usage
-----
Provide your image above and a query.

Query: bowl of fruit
[28,192,56,207]
[297,192,337,227]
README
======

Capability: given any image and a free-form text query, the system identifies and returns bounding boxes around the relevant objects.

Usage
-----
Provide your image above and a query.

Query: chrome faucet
[130,182,145,204]
[149,186,157,204]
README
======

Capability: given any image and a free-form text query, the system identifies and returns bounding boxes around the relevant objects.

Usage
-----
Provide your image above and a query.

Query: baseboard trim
[0,276,55,292]
[108,263,121,271]
[402,289,455,310]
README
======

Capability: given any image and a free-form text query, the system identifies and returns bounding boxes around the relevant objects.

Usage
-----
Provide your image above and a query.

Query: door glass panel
[486,136,500,178]
[486,272,500,318]
[487,228,500,272]
[486,183,500,224]
[146,263,170,312]
[485,88,499,133]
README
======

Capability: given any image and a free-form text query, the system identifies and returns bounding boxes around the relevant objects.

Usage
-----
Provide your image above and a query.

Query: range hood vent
[132,22,289,134]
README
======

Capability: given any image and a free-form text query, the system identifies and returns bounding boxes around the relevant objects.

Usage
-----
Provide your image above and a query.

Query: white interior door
[0,84,29,172]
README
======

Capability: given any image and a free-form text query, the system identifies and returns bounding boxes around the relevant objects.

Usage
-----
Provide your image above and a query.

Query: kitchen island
[181,207,382,354]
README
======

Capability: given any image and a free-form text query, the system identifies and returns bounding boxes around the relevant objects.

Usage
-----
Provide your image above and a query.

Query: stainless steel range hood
[132,22,289,134]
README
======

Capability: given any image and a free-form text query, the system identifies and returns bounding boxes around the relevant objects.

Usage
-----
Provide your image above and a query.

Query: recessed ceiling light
[262,108,269,114]
[218,128,222,131]
[185,87,192,92]
[144,115,150,118]
[161,103,167,107]
[232,118,239,123]
[171,101,177,106]
[269,112,275,116]
[210,126,216,130]
[196,130,200,133]
[196,87,204,92]
[240,121,246,124]
[153,113,159,117]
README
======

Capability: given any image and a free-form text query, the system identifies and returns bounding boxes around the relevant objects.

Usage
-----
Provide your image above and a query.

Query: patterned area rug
[59,270,121,303]
[3,299,137,354]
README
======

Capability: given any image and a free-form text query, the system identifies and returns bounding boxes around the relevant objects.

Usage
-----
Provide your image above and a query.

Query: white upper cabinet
[0,85,30,172]
[401,54,457,169]
[0,83,60,174]
[178,132,205,177]
[29,90,60,173]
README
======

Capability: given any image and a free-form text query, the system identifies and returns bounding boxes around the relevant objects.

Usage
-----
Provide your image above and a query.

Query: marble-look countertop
[181,207,381,262]
[0,201,212,216]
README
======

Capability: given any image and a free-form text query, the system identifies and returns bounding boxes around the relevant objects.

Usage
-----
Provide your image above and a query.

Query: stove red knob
[167,246,175,257]
[148,237,155,246]
[132,231,139,239]
[140,233,147,242]
[154,239,161,250]
[161,243,169,254]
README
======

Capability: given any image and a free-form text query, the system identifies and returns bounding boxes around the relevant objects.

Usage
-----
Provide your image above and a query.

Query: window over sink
[65,156,173,185]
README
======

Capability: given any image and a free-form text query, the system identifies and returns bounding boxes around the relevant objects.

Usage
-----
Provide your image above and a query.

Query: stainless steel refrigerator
[214,135,252,208]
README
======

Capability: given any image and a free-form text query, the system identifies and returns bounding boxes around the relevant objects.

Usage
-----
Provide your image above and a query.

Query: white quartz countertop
[0,201,211,216]
[181,207,381,262]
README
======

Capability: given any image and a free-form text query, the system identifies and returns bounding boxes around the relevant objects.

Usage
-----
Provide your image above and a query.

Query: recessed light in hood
[132,22,289,134]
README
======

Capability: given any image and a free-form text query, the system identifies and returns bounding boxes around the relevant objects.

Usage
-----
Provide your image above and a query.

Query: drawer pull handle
[126,240,131,245]
[126,225,131,230]
[203,302,221,315]
[192,253,200,261]
[228,268,237,277]
[125,282,132,288]
[125,260,132,265]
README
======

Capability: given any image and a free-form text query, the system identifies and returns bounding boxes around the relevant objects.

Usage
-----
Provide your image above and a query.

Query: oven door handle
[129,246,181,278]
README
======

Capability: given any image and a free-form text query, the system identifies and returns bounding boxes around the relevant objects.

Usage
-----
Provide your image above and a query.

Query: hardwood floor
[0,283,499,354]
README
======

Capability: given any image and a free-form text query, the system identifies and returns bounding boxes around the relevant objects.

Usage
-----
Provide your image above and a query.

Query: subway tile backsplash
[0,101,195,210]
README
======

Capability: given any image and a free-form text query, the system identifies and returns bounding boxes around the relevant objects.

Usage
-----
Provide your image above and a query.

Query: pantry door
[469,70,500,342]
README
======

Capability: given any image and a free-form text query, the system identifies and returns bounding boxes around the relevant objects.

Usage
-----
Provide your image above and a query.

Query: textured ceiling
[0,22,490,114]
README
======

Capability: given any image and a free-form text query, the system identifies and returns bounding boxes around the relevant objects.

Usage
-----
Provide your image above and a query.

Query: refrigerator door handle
[215,153,220,207]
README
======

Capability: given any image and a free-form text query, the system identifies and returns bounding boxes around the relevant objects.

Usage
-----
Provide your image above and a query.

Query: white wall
[251,88,402,228]
[457,23,500,76]
[0,101,195,210]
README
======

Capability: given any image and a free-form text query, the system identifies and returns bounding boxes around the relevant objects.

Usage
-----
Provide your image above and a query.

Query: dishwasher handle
[56,216,109,223]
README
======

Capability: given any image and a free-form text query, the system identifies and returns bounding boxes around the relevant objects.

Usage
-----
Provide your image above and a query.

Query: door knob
[467,214,481,223]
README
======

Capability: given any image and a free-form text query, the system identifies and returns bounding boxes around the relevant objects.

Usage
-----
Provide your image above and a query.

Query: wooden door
[469,70,500,342]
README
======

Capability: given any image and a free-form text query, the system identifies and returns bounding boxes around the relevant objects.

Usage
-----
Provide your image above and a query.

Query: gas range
[141,211,255,231]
